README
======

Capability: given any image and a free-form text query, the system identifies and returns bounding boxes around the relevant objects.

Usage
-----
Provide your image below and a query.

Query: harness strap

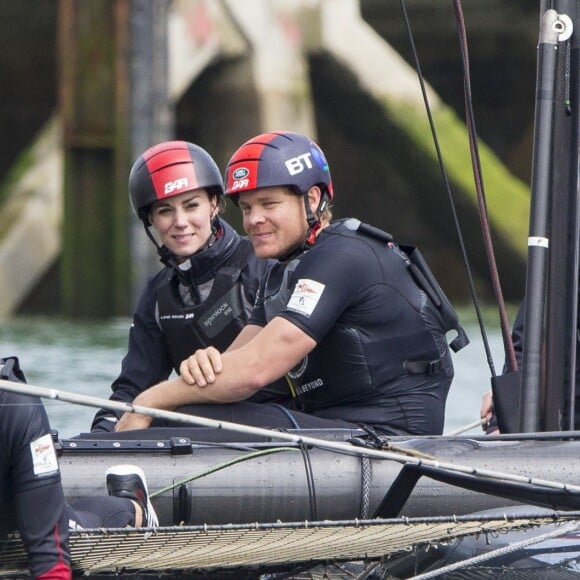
[404,358,444,376]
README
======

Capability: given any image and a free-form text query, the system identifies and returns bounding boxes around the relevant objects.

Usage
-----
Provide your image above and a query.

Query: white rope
[412,519,580,579]
[2,379,580,495]
[445,418,486,436]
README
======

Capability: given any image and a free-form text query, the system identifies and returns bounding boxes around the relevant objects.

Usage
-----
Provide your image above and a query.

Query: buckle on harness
[404,358,443,376]
[427,359,442,375]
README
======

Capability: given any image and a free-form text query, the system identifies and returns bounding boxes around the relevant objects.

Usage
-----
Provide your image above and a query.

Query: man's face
[238,187,308,259]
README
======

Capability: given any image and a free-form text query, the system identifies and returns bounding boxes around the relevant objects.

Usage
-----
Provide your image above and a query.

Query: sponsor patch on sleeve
[287,279,325,317]
[30,433,59,476]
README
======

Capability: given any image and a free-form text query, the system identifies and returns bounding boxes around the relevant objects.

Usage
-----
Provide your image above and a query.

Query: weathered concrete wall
[0,119,62,317]
[0,2,57,186]
[0,0,535,316]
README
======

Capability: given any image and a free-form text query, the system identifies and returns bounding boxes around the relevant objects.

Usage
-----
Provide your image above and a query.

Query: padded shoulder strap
[343,218,469,353]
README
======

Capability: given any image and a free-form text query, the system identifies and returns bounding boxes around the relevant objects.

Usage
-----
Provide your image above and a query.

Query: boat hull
[58,428,580,526]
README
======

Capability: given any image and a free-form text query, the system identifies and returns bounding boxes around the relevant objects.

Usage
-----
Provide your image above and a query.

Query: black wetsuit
[91,219,282,432]
[250,219,454,435]
[0,389,71,579]
[164,219,456,436]
[0,355,139,578]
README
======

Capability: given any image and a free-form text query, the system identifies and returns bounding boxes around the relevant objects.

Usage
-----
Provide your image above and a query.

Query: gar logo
[232,179,249,190]
[232,167,249,180]
[164,177,189,195]
[230,167,250,190]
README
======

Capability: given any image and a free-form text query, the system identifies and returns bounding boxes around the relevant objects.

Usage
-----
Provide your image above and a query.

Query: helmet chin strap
[304,189,329,245]
[143,225,191,286]
[210,214,222,240]
[306,193,329,245]
[277,192,328,262]
[142,219,223,293]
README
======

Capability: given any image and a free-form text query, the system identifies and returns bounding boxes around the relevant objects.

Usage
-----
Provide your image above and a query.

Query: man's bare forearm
[134,374,253,411]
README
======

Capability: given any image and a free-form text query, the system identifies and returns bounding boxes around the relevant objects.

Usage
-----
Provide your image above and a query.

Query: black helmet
[224,131,333,201]
[129,140,224,224]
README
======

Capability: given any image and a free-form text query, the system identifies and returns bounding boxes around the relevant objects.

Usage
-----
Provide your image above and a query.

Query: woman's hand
[180,347,223,387]
[115,412,153,432]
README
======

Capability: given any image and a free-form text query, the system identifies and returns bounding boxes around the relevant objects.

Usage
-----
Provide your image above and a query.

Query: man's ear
[307,185,322,214]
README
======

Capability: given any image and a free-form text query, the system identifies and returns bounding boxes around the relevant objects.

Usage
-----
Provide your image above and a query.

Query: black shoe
[105,464,159,528]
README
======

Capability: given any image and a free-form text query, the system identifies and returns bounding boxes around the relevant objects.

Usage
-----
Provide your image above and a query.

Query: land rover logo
[232,167,249,180]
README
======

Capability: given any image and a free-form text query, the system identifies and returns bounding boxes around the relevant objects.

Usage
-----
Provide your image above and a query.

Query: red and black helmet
[129,140,224,224]
[224,131,333,202]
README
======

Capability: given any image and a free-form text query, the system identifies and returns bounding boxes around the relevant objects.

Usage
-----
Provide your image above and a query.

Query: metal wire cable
[412,519,580,579]
[398,0,515,378]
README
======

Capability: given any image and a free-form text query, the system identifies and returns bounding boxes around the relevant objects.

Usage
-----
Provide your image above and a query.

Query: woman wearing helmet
[91,141,284,432]
[115,132,461,436]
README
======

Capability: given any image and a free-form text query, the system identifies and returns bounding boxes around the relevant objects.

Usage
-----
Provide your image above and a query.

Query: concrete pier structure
[0,0,532,316]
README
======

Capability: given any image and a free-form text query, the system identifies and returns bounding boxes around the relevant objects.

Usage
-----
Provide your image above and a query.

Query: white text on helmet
[164,177,189,195]
[232,178,249,190]
[285,153,313,175]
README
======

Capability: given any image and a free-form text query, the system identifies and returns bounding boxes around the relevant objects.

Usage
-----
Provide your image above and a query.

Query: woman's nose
[173,207,188,226]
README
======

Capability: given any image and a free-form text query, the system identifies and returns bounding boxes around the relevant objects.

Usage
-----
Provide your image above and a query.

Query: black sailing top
[91,218,281,431]
[250,218,455,435]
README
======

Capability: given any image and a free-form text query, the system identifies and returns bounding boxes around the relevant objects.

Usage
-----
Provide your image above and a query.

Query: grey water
[0,315,505,438]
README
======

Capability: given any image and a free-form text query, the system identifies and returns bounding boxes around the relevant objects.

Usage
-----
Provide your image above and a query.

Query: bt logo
[285,153,313,176]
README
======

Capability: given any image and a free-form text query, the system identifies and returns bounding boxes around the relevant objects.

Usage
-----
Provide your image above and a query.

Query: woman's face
[149,188,217,259]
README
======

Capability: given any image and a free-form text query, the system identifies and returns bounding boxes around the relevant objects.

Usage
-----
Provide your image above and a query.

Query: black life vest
[157,239,254,370]
[260,219,464,412]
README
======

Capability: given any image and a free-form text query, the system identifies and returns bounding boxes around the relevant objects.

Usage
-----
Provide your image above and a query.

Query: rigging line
[412,519,580,579]
[0,402,46,407]
[353,561,382,580]
[298,440,318,521]
[445,417,486,436]
[359,455,372,519]
[150,447,299,497]
[398,0,498,377]
[5,379,580,496]
[453,0,517,374]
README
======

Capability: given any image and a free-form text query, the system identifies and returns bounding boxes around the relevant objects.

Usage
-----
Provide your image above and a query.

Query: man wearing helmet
[116,132,464,436]
[91,141,286,432]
